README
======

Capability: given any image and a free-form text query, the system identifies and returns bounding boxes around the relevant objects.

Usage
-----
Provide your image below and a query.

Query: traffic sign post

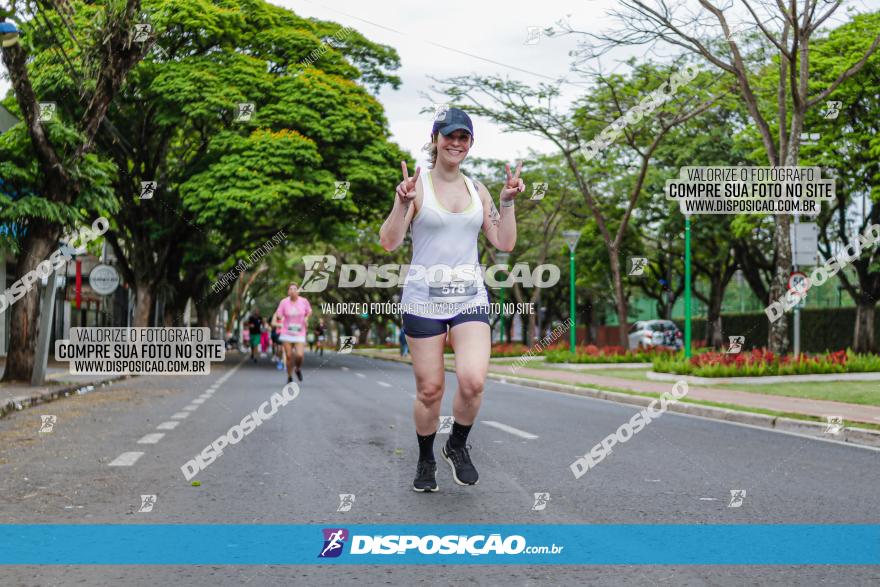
[789,270,808,358]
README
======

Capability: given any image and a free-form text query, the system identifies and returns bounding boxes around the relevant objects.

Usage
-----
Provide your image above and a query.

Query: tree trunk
[163,304,179,327]
[133,285,153,327]
[2,223,60,382]
[705,283,725,349]
[196,304,220,338]
[376,321,388,346]
[768,214,792,354]
[608,250,628,347]
[853,300,876,353]
[526,311,537,347]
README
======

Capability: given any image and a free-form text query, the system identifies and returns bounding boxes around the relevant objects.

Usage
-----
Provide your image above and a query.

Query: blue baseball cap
[432,107,474,137]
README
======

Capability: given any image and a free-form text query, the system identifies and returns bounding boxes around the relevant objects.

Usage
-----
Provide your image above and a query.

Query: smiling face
[288,283,299,299]
[435,129,473,167]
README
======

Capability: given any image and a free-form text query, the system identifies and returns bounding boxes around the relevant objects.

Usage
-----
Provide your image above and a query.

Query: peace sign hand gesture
[397,161,421,206]
[500,161,524,202]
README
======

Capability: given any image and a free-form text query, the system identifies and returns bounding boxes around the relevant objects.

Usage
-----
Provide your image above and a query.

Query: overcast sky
[2,0,877,170]
[276,0,632,168]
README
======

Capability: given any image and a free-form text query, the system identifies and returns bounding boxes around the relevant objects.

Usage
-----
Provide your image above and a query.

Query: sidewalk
[499,365,880,426]
[0,358,128,418]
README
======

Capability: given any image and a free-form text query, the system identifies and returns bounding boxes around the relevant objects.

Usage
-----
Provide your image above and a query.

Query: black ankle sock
[417,432,436,462]
[449,422,472,449]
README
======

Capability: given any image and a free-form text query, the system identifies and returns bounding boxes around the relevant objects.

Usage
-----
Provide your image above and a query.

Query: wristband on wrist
[500,199,515,208]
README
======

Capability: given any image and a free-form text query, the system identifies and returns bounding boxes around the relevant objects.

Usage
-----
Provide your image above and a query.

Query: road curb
[356,350,880,450]
[0,375,131,420]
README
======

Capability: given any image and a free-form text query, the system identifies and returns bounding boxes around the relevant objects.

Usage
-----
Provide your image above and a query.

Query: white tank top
[400,170,490,319]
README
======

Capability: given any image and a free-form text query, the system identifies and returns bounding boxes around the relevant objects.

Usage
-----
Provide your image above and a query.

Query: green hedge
[672,306,877,353]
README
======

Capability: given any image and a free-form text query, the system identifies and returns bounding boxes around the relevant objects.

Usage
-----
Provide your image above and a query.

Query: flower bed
[545,345,670,364]
[489,344,530,358]
[652,348,880,377]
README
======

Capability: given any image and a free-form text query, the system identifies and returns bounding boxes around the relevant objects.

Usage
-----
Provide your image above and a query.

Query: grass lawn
[506,365,880,407]
[516,365,653,381]
[717,380,880,407]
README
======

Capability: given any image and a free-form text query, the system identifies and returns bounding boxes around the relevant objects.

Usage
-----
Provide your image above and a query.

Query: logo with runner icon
[725,336,745,354]
[532,492,551,511]
[728,489,746,508]
[138,494,157,513]
[300,255,337,292]
[39,415,57,433]
[337,494,355,512]
[338,336,356,354]
[318,528,349,558]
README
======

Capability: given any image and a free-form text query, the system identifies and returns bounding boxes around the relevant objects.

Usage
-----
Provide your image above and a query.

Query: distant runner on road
[272,283,312,383]
[247,309,263,363]
[315,318,326,357]
[379,107,522,492]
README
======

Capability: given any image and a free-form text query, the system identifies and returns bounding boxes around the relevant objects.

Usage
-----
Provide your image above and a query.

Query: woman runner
[272,283,312,383]
[379,107,522,492]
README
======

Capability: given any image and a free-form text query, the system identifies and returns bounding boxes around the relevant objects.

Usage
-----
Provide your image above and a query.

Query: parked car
[628,320,683,350]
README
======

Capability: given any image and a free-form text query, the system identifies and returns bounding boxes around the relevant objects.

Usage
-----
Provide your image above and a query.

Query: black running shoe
[442,442,479,486]
[295,368,303,381]
[412,460,438,492]
[287,375,293,384]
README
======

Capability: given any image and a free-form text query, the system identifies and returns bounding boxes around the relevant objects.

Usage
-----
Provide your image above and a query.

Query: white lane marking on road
[377,381,392,388]
[137,433,165,444]
[199,393,212,399]
[482,420,539,440]
[408,393,416,399]
[341,366,350,371]
[156,421,179,430]
[171,412,190,419]
[184,405,199,411]
[109,451,144,466]
[355,373,366,379]
[192,398,206,404]
[699,498,719,501]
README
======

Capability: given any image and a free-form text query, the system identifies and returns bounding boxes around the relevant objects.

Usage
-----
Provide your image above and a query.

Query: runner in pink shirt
[272,283,312,383]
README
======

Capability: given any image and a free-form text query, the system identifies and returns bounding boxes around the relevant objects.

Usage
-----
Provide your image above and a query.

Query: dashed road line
[377,381,392,388]
[156,421,179,430]
[355,373,366,379]
[183,405,199,411]
[482,420,539,440]
[192,398,206,404]
[109,451,144,466]
[137,433,165,444]
[171,412,190,419]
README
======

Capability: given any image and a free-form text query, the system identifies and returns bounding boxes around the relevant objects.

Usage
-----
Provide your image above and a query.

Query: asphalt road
[1,350,878,586]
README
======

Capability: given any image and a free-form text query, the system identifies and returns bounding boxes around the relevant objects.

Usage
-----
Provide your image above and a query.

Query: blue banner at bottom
[1,524,878,565]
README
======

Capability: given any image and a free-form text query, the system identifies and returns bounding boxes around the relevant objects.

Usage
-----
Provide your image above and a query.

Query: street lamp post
[495,252,510,344]
[684,216,692,359]
[562,230,581,354]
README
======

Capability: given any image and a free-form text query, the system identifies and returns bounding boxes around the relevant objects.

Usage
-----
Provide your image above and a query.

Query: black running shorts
[402,305,490,339]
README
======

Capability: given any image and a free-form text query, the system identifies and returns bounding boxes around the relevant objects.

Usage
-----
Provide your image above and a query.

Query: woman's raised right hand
[397,161,420,205]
